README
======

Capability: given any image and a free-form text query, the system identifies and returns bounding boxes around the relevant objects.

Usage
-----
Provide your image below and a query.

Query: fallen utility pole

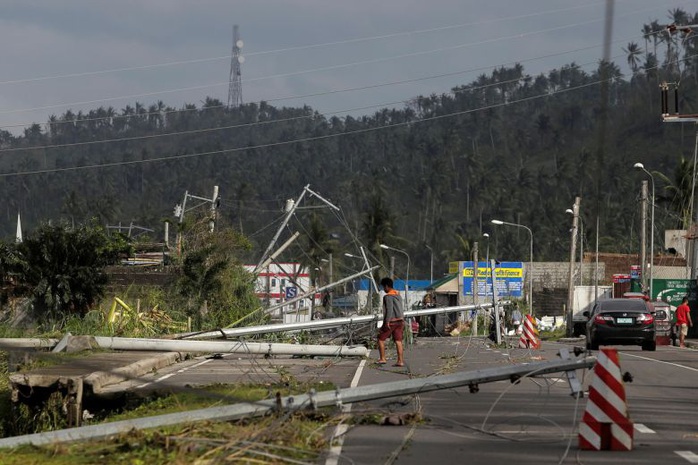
[92,337,367,357]
[0,353,595,448]
[0,338,59,349]
[185,302,507,340]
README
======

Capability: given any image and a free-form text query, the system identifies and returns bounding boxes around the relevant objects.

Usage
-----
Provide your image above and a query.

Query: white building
[244,263,320,322]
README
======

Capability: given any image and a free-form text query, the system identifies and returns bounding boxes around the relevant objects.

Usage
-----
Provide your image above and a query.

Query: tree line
[1,11,697,285]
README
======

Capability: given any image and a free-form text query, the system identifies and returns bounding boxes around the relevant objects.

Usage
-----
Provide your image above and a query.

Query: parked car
[584,298,656,351]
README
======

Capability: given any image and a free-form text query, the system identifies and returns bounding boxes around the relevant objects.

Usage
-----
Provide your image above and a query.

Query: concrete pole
[0,355,595,449]
[93,337,368,357]
[640,181,648,291]
[178,302,506,340]
[566,197,580,337]
[491,259,501,345]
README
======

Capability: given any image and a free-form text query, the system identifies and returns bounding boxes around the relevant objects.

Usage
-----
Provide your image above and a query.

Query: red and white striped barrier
[578,348,633,451]
[518,314,540,349]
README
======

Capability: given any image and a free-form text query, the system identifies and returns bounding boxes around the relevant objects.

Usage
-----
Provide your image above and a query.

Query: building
[244,263,319,322]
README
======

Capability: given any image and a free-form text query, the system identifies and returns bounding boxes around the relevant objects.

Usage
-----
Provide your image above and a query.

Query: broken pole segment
[92,337,367,357]
[186,302,506,340]
[0,355,595,448]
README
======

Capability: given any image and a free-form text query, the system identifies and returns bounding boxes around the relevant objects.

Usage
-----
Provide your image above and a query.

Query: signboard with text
[461,261,523,297]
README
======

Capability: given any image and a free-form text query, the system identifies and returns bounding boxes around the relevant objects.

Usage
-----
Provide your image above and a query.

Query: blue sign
[285,286,298,299]
[461,261,523,297]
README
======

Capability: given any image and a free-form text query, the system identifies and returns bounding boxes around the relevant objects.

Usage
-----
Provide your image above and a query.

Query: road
[103,337,698,464]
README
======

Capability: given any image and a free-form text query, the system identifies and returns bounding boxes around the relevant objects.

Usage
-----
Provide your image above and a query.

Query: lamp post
[380,244,410,310]
[491,219,533,313]
[634,162,655,300]
[483,233,490,270]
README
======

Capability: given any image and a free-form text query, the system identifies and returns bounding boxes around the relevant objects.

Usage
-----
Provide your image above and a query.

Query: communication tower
[227,25,244,108]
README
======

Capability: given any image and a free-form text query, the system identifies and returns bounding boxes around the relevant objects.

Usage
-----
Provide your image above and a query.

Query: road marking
[136,357,214,388]
[325,356,367,465]
[622,353,698,373]
[635,423,656,434]
[676,451,698,463]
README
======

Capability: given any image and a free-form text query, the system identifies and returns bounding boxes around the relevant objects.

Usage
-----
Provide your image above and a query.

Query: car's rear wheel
[589,338,599,351]
[641,341,656,351]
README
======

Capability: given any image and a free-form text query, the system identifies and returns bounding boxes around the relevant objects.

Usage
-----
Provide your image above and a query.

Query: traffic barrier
[578,348,633,451]
[518,314,540,349]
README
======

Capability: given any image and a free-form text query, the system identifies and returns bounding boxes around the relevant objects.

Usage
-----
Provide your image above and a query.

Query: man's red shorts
[378,319,404,342]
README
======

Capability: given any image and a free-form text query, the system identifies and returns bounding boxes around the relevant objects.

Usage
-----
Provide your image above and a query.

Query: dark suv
[584,298,656,351]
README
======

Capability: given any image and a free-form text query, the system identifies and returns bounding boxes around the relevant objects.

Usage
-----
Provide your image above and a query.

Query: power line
[0,33,643,148]
[0,7,664,123]
[0,71,627,179]
[0,1,615,88]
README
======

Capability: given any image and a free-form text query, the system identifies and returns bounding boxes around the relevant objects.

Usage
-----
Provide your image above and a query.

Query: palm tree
[624,42,643,75]
[656,157,694,229]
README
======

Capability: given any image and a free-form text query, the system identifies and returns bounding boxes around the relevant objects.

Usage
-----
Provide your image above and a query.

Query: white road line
[325,356,367,465]
[136,357,215,388]
[676,451,698,463]
[634,423,656,434]
[622,353,698,373]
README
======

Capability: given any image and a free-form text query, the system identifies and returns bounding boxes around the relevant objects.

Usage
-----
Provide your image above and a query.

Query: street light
[483,233,490,270]
[634,162,655,299]
[380,244,410,309]
[491,219,533,313]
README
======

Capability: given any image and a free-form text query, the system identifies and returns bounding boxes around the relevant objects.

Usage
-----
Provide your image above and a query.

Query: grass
[0,381,338,464]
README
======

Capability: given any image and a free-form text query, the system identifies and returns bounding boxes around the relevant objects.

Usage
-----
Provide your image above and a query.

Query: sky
[1,0,698,135]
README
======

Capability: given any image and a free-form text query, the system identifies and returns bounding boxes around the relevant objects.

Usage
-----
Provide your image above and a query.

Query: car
[584,298,656,351]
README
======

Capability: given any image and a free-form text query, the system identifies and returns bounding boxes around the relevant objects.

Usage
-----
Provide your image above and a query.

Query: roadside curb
[85,351,184,394]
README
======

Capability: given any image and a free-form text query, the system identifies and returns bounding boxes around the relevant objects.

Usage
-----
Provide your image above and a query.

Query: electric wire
[0,7,669,127]
[0,44,689,180]
[0,0,637,88]
[0,68,632,178]
[0,47,582,151]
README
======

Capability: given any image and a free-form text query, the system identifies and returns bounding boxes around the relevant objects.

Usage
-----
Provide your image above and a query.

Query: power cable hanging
[0,48,687,180]
[0,76,653,178]
[0,45,641,154]
[0,6,664,125]
[0,0,619,88]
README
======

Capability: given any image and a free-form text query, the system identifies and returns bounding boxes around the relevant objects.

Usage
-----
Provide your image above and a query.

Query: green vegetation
[0,12,695,281]
[1,382,337,465]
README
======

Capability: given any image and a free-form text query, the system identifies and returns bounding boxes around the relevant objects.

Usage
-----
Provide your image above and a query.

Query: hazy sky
[1,0,697,135]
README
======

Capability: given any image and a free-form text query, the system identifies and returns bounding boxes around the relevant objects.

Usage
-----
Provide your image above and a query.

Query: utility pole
[566,197,580,337]
[640,181,648,290]
[227,25,244,108]
[472,242,479,332]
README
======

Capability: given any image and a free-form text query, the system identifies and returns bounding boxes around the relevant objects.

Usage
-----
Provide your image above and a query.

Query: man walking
[377,277,405,367]
[676,296,693,348]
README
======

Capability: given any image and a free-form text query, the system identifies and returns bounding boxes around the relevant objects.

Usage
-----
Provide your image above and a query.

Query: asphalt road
[103,337,698,464]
